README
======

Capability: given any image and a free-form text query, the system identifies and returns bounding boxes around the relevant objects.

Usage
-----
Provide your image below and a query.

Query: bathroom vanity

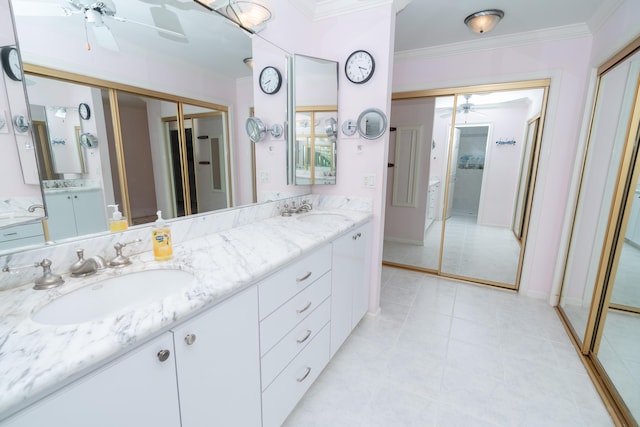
[0,206,372,427]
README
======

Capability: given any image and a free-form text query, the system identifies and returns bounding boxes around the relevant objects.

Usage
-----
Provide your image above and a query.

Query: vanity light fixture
[193,0,272,33]
[54,107,67,119]
[243,57,254,69]
[464,9,504,34]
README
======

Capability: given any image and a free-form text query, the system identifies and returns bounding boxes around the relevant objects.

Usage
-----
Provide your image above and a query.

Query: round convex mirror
[325,117,338,143]
[357,108,387,140]
[246,117,267,143]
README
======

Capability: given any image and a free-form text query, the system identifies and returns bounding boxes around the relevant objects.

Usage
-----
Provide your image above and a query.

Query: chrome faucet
[2,259,64,290]
[70,249,106,277]
[280,200,313,216]
[108,239,141,268]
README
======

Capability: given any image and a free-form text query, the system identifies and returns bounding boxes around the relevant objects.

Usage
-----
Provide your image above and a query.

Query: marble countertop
[0,208,371,420]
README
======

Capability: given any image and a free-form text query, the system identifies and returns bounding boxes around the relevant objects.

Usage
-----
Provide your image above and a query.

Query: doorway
[383,81,549,289]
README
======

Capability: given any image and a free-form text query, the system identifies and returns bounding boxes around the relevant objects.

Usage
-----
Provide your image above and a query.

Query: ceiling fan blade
[111,15,186,39]
[12,1,73,16]
[91,24,119,51]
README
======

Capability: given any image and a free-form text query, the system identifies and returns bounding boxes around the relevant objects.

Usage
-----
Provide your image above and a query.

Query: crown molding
[288,0,408,21]
[394,23,592,62]
[587,0,624,33]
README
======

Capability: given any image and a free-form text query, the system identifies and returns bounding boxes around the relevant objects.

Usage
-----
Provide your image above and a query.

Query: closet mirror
[383,81,548,289]
[291,54,338,185]
[558,41,640,425]
[1,0,292,254]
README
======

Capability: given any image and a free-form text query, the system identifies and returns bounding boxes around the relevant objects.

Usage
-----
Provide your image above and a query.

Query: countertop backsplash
[0,194,372,292]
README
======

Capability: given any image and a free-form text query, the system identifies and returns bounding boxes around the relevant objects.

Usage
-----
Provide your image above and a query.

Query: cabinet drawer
[260,272,331,354]
[258,244,331,319]
[261,298,330,390]
[0,222,43,243]
[261,325,331,427]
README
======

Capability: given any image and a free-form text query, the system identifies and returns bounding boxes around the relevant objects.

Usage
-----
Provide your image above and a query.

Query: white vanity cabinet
[330,222,372,357]
[258,244,332,427]
[1,333,182,427]
[45,189,107,240]
[0,222,44,251]
[171,286,261,427]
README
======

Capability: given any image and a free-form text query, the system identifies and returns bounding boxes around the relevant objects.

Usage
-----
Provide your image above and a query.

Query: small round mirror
[246,117,266,143]
[357,108,387,140]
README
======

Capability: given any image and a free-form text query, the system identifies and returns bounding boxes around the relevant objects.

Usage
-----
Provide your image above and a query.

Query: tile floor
[283,267,614,427]
[383,215,520,286]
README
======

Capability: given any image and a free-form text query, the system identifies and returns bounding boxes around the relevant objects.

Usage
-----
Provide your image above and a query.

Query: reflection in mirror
[44,106,85,174]
[357,108,387,140]
[383,85,547,288]
[292,54,338,185]
[5,0,288,255]
[559,51,640,342]
[557,47,640,425]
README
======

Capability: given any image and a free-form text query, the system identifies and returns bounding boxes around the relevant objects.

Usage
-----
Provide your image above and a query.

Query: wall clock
[345,50,375,84]
[1,47,22,82]
[79,103,91,120]
[259,66,282,94]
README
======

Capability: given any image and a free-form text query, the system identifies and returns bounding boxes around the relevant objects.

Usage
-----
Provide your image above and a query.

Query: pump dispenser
[108,204,128,232]
[152,210,173,261]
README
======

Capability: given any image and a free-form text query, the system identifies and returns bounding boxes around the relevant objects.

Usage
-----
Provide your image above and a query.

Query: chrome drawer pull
[296,271,312,282]
[296,329,312,344]
[297,367,312,382]
[296,301,312,314]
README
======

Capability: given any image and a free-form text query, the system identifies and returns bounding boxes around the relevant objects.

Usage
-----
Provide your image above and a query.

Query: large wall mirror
[558,39,640,425]
[1,0,292,255]
[383,81,548,289]
[291,54,338,185]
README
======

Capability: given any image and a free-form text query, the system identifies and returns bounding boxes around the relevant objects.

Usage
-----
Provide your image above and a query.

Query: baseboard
[383,237,423,246]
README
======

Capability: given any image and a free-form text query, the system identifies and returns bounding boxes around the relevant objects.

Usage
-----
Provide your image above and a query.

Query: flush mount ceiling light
[464,9,504,34]
[193,0,272,33]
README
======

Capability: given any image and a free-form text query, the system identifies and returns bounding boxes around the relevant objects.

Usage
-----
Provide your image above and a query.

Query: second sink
[31,269,197,325]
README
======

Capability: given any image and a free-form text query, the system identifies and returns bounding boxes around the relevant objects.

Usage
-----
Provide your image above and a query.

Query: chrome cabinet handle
[184,334,197,345]
[296,301,312,314]
[296,329,312,344]
[296,367,312,382]
[157,349,171,362]
[296,271,312,282]
[352,232,362,240]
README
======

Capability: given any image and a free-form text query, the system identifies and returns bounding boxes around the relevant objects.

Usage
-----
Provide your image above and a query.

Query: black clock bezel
[1,47,22,82]
[345,49,375,84]
[79,103,91,120]
[259,66,282,95]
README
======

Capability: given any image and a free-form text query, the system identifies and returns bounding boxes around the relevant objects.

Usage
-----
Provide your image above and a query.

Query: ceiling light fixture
[464,9,504,34]
[193,0,272,33]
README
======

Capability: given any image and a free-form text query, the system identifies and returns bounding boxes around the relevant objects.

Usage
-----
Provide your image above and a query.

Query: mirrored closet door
[558,37,640,425]
[383,81,548,289]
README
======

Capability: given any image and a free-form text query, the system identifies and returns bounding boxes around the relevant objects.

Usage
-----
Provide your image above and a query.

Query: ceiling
[292,0,624,53]
[10,0,625,80]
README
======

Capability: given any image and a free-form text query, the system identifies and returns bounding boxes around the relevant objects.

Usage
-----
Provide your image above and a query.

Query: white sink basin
[296,212,348,224]
[32,269,197,325]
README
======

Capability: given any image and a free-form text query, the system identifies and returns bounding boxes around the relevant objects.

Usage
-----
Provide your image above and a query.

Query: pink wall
[393,36,593,298]
[385,98,434,243]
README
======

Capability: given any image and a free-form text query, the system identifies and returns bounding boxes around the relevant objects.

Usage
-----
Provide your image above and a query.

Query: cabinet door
[44,193,78,240]
[172,287,262,427]
[72,190,108,235]
[330,222,371,357]
[2,333,181,427]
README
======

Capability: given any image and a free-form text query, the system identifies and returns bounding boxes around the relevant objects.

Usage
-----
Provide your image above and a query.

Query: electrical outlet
[260,171,269,183]
[362,174,376,189]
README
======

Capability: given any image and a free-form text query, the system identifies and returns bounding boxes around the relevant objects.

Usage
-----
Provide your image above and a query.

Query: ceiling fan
[13,0,186,51]
[440,94,487,118]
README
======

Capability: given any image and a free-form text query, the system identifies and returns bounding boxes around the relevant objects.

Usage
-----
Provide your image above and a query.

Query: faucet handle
[34,259,65,290]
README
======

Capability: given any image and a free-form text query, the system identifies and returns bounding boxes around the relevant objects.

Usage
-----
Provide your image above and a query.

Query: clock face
[1,47,22,81]
[79,103,91,120]
[259,66,282,95]
[345,50,375,84]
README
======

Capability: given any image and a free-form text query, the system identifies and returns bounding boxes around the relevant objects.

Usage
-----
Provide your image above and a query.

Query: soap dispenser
[108,204,128,232]
[152,210,173,261]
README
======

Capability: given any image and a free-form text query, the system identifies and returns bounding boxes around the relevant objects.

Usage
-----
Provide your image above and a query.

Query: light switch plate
[362,174,376,189]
